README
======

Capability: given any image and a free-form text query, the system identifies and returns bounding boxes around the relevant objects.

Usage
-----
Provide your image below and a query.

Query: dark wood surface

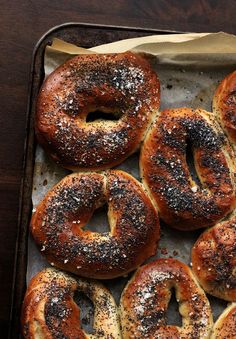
[1,0,236,335]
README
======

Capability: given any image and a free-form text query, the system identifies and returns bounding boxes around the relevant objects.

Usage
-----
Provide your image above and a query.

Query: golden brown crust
[120,258,213,339]
[30,170,160,279]
[36,52,160,170]
[21,268,121,338]
[140,107,236,230]
[213,70,236,147]
[211,303,236,339]
[192,214,236,301]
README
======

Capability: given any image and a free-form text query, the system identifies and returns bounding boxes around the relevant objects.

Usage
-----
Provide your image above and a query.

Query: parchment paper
[28,32,236,327]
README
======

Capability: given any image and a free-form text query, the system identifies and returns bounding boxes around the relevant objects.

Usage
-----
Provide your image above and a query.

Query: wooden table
[1,0,236,335]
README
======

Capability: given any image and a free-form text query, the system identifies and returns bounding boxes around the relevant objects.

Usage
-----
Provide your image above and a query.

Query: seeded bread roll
[30,170,160,279]
[140,107,236,230]
[211,303,236,339]
[36,52,160,170]
[213,70,236,148]
[21,268,121,338]
[192,214,236,301]
[120,258,213,338]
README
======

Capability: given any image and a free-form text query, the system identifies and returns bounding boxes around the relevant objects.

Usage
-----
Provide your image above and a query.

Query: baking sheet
[28,33,236,327]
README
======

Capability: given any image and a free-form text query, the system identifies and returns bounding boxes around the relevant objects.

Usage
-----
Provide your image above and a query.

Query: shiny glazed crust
[140,107,236,230]
[210,303,236,339]
[30,170,160,279]
[213,70,236,147]
[120,258,213,339]
[21,268,121,338]
[192,214,236,301]
[36,52,160,170]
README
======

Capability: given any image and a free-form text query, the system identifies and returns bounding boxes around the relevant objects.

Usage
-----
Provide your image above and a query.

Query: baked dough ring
[192,214,236,301]
[120,258,213,339]
[140,107,236,230]
[21,268,121,338]
[213,70,236,147]
[36,52,160,170]
[210,303,236,339]
[30,170,160,279]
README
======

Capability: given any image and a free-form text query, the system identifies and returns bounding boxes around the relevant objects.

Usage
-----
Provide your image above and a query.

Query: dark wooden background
[1,0,236,335]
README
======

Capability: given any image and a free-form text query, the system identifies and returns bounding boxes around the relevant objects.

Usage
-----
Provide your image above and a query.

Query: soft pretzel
[120,258,213,339]
[36,52,160,171]
[21,268,121,338]
[210,303,236,339]
[192,214,236,301]
[213,70,236,147]
[140,107,236,230]
[30,170,160,279]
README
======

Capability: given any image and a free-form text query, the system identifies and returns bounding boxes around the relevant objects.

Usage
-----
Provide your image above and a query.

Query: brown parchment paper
[28,32,236,327]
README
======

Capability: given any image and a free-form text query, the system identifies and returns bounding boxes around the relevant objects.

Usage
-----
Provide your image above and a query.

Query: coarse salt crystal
[191,186,198,193]
[51,297,59,303]
[143,292,152,299]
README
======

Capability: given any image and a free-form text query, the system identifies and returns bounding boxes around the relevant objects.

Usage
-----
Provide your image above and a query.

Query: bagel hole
[86,110,121,122]
[83,204,110,233]
[74,290,95,334]
[209,296,227,322]
[186,143,202,188]
[166,288,182,326]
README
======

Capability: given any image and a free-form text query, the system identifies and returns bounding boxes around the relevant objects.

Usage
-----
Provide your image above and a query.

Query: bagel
[120,258,213,339]
[213,70,236,147]
[140,107,236,230]
[210,303,236,339]
[30,170,160,279]
[192,214,236,301]
[21,268,121,338]
[36,52,160,170]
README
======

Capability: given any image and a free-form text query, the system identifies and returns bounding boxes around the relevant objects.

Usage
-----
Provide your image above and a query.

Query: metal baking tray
[8,22,182,338]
